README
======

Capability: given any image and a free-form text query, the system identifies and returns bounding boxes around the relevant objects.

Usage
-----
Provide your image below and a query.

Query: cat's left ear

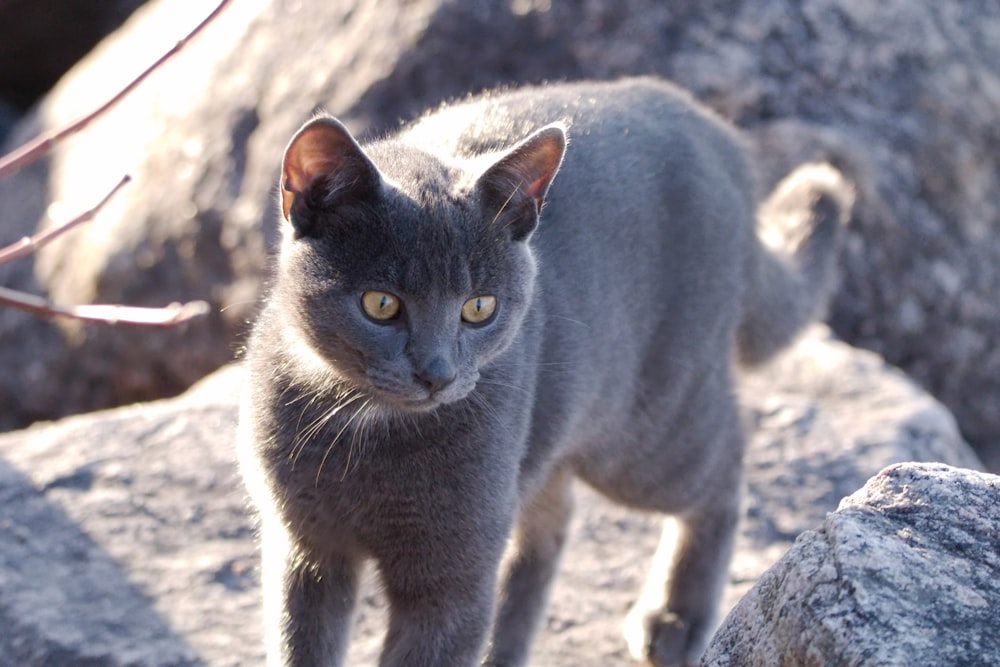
[477,123,567,241]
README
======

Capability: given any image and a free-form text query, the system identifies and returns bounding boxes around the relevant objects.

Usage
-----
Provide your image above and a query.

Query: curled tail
[736,162,854,367]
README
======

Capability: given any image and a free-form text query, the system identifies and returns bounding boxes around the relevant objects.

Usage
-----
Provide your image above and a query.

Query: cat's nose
[414,357,457,394]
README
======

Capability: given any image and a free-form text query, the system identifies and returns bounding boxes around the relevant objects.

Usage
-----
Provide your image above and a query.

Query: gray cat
[238,77,851,667]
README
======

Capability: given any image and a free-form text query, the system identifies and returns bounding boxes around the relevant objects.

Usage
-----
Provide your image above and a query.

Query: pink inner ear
[281,146,324,220]
[280,120,356,220]
[284,144,336,194]
[282,118,363,194]
[521,129,566,201]
[525,173,550,199]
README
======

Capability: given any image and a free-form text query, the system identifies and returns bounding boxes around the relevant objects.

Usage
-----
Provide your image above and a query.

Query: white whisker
[316,396,371,485]
[491,180,525,226]
[546,314,590,329]
[476,378,532,397]
[290,390,365,465]
[467,390,503,426]
[341,399,378,481]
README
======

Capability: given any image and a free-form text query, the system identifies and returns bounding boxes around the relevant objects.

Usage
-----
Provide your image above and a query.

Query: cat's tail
[736,162,854,367]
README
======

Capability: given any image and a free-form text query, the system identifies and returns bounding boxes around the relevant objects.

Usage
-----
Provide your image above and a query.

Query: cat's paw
[623,608,701,667]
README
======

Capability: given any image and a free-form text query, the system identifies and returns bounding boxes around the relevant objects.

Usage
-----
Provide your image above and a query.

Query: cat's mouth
[364,370,477,413]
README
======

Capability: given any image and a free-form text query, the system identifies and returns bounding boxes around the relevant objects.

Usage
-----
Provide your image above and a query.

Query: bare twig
[0,286,209,326]
[0,174,131,264]
[0,173,211,325]
[0,2,228,326]
[0,0,231,179]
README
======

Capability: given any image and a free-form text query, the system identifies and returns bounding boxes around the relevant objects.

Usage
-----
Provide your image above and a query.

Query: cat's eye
[461,295,497,324]
[361,291,401,321]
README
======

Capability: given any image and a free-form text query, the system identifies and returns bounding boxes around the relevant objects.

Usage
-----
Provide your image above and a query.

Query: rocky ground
[0,0,998,468]
[2,327,994,665]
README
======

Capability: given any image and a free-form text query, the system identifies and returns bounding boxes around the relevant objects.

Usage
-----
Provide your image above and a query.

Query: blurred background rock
[0,0,147,142]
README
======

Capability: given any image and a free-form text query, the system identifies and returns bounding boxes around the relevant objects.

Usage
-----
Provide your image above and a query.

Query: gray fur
[238,77,849,667]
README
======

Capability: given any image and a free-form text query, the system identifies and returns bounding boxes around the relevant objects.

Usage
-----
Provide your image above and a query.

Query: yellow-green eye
[461,295,497,324]
[361,291,401,321]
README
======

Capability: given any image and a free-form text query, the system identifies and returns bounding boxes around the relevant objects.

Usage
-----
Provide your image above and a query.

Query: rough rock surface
[0,1,997,470]
[0,327,985,665]
[0,367,254,667]
[703,462,1000,666]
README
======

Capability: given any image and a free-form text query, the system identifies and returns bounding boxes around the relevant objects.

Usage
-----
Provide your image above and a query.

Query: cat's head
[273,114,565,412]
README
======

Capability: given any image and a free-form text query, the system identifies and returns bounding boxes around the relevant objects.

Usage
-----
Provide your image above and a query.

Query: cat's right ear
[280,116,379,235]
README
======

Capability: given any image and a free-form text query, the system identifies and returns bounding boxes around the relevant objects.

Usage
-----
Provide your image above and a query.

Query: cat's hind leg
[484,467,575,667]
[622,492,740,667]
[617,375,744,667]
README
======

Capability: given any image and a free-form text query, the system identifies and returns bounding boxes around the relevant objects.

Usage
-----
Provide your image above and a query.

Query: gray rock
[726,325,984,608]
[0,460,197,666]
[1,1,998,471]
[0,366,257,667]
[702,462,1000,666]
[0,327,985,665]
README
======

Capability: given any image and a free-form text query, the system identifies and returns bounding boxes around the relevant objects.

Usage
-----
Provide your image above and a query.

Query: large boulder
[0,1,998,463]
[0,366,255,667]
[703,462,1000,666]
[0,327,985,665]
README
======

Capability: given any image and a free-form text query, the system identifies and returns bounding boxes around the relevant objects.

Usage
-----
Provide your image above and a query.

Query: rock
[0,327,985,665]
[1,1,998,470]
[0,458,198,666]
[0,366,257,667]
[726,325,984,607]
[702,462,1000,666]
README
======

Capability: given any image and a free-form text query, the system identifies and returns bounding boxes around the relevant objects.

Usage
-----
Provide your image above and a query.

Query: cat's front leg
[261,519,360,667]
[376,533,506,667]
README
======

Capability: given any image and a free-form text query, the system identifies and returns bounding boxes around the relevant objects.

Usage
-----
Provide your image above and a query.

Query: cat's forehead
[311,140,517,295]
[350,216,507,300]
[366,142,473,200]
[362,145,489,252]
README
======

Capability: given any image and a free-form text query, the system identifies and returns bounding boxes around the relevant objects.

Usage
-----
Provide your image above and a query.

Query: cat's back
[403,77,755,294]
[404,77,750,192]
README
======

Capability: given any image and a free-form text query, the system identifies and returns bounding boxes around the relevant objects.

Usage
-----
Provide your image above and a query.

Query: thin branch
[0,175,131,265]
[0,173,210,325]
[0,0,231,179]
[0,1,228,326]
[0,286,210,326]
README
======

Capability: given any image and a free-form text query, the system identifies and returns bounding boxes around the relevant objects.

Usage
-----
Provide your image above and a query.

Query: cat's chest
[266,407,518,549]
[270,444,440,554]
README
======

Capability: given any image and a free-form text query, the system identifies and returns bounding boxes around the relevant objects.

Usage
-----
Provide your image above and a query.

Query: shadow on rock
[0,457,199,665]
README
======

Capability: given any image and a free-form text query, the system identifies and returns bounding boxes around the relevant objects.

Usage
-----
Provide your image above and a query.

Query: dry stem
[0,0,231,179]
[0,175,130,264]
[0,1,230,325]
[0,287,209,326]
